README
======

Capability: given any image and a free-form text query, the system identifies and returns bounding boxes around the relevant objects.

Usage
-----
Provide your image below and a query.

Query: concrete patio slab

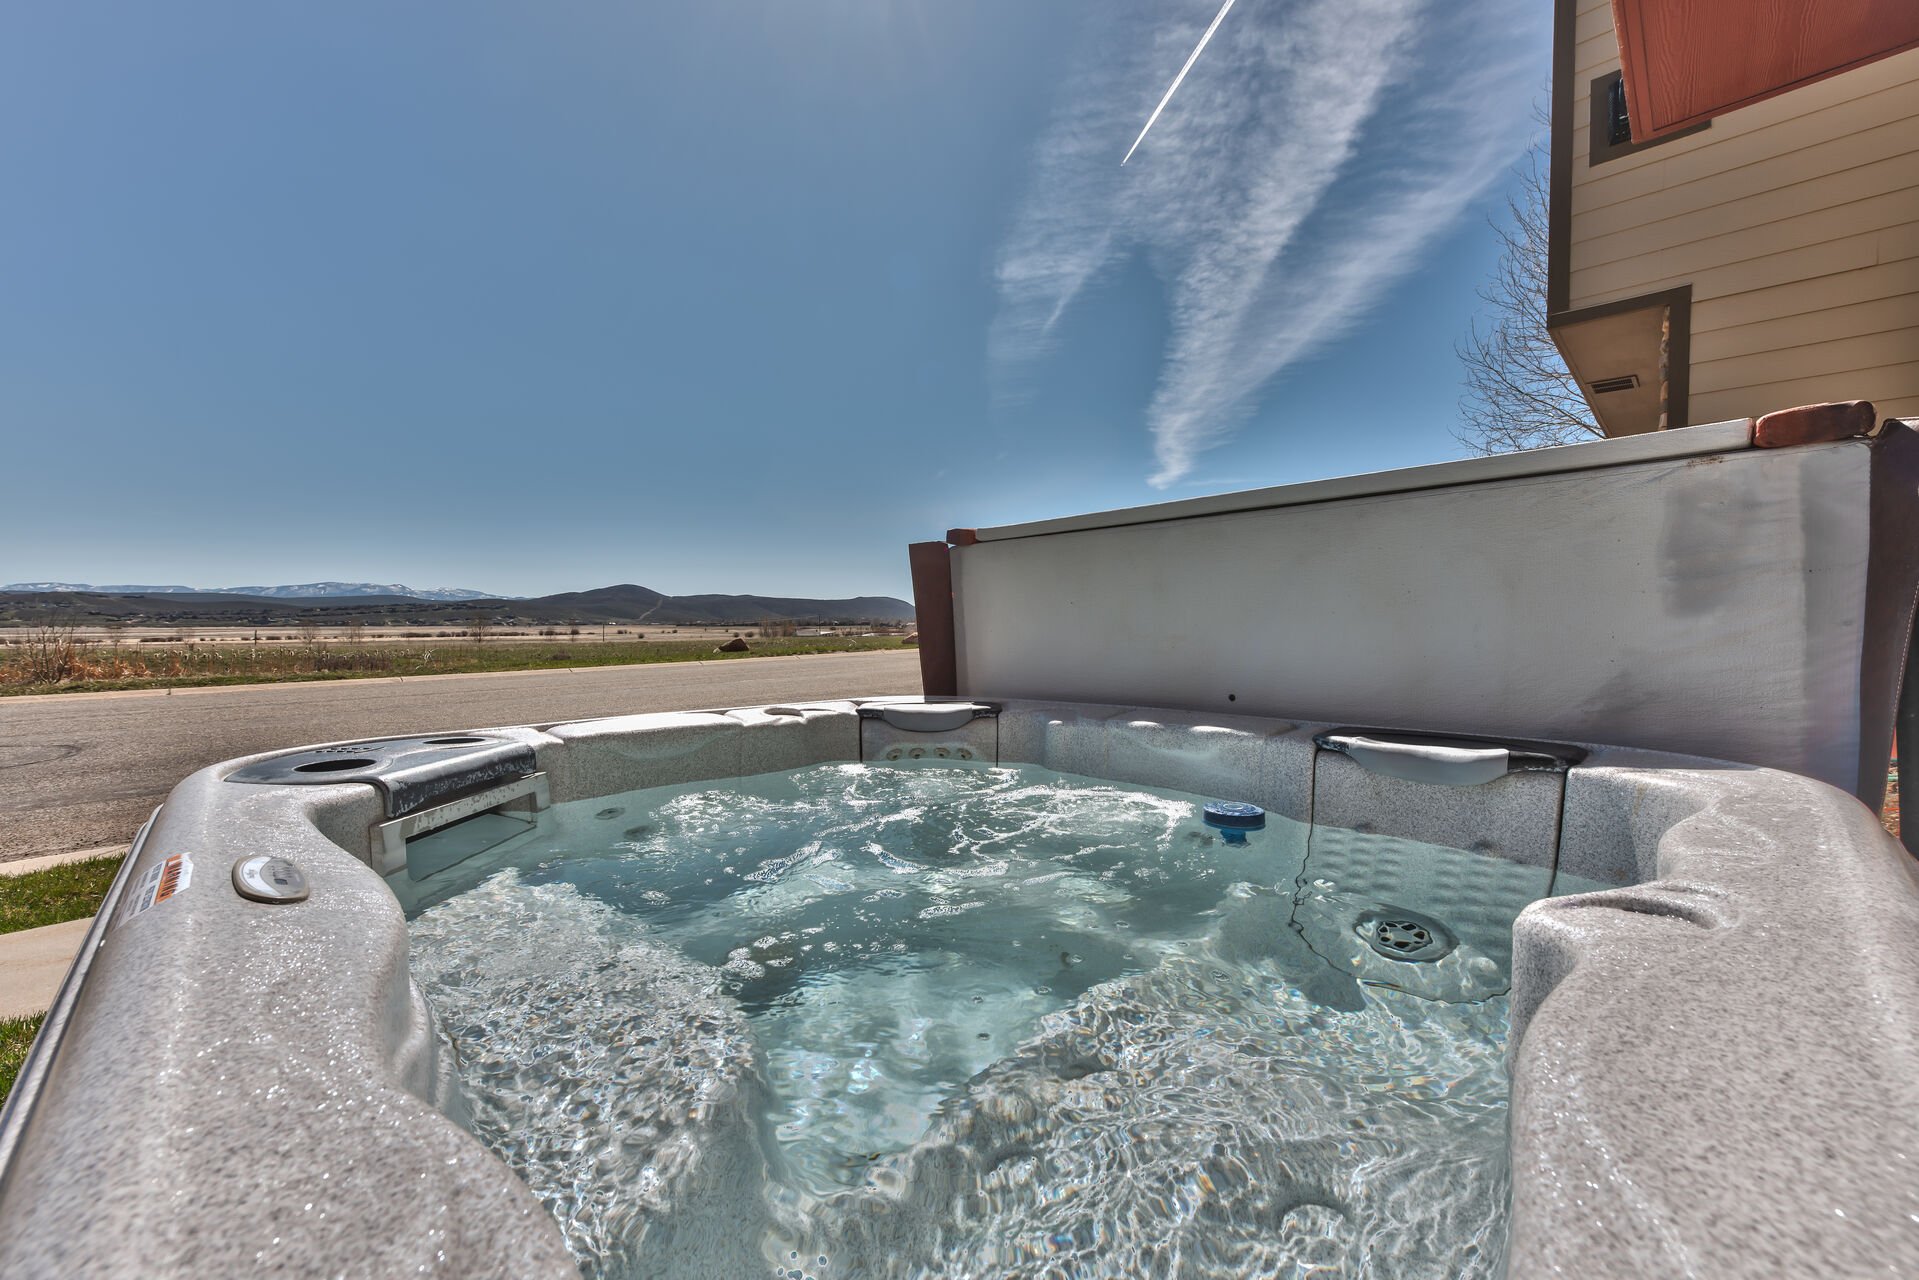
[0,918,90,1020]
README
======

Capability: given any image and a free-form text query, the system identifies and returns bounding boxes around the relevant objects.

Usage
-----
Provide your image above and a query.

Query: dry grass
[0,634,909,695]
[11,624,81,684]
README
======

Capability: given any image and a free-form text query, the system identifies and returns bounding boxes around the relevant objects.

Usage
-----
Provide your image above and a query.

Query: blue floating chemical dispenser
[1202,801,1265,844]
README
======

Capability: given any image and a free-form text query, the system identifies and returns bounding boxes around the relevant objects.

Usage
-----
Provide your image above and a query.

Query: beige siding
[1693,295,1919,367]
[1691,365,1919,425]
[1570,85,1919,222]
[1571,189,1919,293]
[1575,146,1919,254]
[1572,5,1614,46]
[1690,327,1919,394]
[1573,31,1621,78]
[1563,11,1919,425]
[1689,260,1919,358]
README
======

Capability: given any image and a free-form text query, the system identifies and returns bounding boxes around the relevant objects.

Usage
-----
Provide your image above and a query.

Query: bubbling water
[407,762,1522,1278]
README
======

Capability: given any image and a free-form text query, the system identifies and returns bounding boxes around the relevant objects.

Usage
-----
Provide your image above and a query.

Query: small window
[1606,76,1632,147]
[1589,71,1708,167]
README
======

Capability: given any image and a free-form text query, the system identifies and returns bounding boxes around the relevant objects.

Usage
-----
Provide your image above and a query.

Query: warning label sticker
[114,853,193,928]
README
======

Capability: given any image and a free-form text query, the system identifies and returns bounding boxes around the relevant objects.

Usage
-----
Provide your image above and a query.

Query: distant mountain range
[0,582,915,627]
[4,581,500,601]
[528,585,915,625]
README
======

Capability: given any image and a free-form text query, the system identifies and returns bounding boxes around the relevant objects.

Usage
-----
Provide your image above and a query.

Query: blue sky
[0,1,1549,600]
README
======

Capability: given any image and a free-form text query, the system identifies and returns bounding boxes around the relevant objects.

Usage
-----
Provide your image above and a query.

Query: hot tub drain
[1354,907,1456,963]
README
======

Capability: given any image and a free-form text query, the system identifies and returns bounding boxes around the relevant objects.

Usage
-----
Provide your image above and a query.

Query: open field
[0,631,911,696]
[1,622,894,647]
[0,584,915,630]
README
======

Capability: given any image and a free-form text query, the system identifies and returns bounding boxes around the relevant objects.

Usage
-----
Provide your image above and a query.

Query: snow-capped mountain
[4,581,503,601]
[223,583,504,601]
[5,582,197,594]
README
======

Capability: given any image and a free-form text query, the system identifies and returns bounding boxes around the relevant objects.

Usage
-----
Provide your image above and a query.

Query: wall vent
[1590,374,1640,394]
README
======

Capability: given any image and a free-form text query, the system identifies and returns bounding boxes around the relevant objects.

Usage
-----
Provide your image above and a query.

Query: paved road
[0,651,921,862]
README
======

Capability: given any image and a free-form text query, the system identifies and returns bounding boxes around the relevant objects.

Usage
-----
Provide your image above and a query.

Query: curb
[0,846,128,879]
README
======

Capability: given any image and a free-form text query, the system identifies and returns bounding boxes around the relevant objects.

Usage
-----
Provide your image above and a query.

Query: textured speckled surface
[541,705,862,803]
[1507,762,1919,1276]
[4,699,1915,1277]
[1092,709,1305,820]
[1551,743,1732,887]
[993,699,1122,776]
[729,701,861,774]
[1313,750,1564,870]
[858,710,997,764]
[994,702,1313,823]
[0,761,575,1277]
[543,710,748,802]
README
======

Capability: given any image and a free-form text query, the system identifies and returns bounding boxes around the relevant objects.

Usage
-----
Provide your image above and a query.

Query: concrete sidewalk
[0,919,91,1020]
[0,845,124,1020]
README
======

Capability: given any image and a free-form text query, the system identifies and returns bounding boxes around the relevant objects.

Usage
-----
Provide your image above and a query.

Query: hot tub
[1,699,1915,1277]
[5,417,1917,1276]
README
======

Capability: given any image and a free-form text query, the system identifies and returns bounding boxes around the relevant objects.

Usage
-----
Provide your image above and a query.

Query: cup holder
[228,734,535,819]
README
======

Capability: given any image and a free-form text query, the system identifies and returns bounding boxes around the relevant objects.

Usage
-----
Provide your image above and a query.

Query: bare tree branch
[1455,121,1598,455]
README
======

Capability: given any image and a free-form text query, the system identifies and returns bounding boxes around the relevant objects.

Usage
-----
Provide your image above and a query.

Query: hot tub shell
[1,700,1915,1276]
[4,418,1917,1276]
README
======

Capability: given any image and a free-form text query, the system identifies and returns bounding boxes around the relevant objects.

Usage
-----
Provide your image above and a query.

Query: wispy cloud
[1122,0,1241,167]
[992,0,1539,487]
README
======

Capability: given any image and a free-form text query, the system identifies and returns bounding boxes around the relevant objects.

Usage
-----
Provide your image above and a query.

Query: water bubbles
[720,947,767,983]
[408,761,1511,1278]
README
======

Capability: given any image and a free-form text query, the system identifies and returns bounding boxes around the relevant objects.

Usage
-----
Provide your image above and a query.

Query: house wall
[1562,0,1919,424]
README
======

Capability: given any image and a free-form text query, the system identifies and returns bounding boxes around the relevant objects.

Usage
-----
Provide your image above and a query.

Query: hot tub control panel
[231,855,309,904]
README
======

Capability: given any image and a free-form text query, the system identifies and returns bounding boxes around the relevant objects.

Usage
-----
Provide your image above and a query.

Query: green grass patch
[1,1014,44,1105]
[0,856,123,934]
[0,635,911,696]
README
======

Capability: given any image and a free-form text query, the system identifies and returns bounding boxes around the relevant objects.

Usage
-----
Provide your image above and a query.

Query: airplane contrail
[1121,0,1241,166]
